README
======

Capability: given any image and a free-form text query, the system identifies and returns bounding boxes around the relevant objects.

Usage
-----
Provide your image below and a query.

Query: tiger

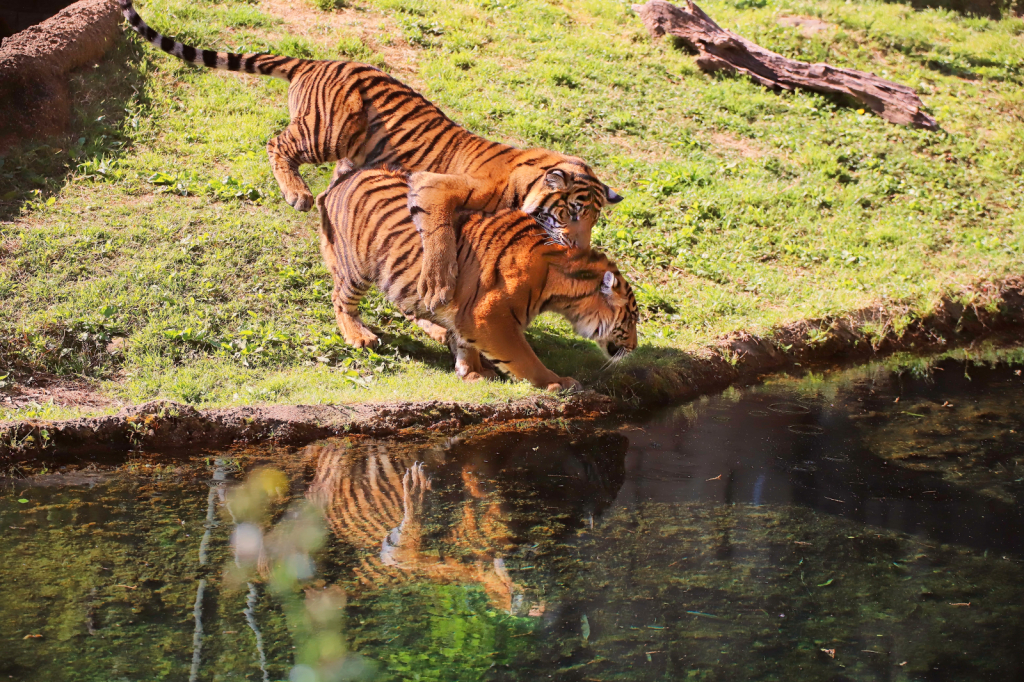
[116,0,623,311]
[316,166,638,391]
[302,429,629,614]
[305,441,530,613]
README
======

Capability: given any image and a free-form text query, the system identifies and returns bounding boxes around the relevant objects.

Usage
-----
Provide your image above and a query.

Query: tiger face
[568,265,639,360]
[521,159,622,248]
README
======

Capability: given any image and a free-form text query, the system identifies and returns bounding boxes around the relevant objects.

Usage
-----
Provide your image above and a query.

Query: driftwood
[632,0,938,130]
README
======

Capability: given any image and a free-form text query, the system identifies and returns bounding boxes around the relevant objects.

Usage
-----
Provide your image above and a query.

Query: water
[3,352,1024,681]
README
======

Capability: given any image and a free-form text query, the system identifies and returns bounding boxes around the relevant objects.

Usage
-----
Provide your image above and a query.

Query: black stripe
[473,145,515,169]
[508,306,522,327]
[129,11,142,26]
[182,45,196,62]
[388,117,433,152]
[227,53,242,71]
[344,63,382,79]
[243,54,259,72]
[387,103,431,133]
[391,246,420,283]
[462,137,491,165]
[202,50,218,67]
[521,173,545,198]
[477,212,525,255]
[433,130,465,174]
[492,221,542,270]
[160,36,174,52]
[374,94,425,120]
[403,124,456,168]
[258,56,289,75]
[144,26,157,41]
[364,137,391,164]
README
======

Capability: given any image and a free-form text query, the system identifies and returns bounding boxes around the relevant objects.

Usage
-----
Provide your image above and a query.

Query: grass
[0,0,1022,413]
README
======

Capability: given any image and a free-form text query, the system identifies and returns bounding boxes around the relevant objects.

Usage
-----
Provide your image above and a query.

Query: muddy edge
[2,275,1022,461]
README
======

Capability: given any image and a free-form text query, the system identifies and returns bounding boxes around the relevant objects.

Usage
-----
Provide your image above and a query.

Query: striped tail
[117,0,305,80]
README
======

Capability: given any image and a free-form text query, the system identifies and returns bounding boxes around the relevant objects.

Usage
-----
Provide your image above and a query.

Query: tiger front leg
[473,326,581,392]
[407,172,489,311]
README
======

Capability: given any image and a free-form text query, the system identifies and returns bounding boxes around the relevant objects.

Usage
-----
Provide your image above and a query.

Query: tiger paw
[415,318,450,345]
[460,368,499,382]
[545,377,582,393]
[343,326,380,349]
[286,189,315,212]
[417,263,457,312]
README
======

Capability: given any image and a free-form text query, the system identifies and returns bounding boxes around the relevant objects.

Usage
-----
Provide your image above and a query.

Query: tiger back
[316,166,638,391]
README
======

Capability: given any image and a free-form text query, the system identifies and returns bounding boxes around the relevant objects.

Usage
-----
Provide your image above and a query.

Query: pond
[2,350,1024,681]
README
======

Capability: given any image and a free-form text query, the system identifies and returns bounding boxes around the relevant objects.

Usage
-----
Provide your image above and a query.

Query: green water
[3,352,1024,681]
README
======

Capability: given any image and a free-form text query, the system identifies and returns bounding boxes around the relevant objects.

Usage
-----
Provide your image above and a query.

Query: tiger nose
[567,217,595,249]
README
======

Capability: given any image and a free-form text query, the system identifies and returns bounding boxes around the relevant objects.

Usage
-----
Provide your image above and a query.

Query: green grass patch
[0,0,1022,408]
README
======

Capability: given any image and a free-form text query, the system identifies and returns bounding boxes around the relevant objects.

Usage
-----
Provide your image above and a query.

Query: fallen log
[631,0,938,130]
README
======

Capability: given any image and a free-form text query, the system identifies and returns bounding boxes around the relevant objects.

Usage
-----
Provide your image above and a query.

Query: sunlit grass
[0,0,1021,408]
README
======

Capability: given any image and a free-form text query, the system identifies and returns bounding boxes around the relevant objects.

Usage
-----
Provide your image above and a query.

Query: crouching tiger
[316,167,638,391]
[117,0,622,311]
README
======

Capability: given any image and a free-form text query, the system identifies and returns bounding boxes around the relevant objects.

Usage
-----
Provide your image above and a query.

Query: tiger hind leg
[332,285,379,349]
[316,193,379,348]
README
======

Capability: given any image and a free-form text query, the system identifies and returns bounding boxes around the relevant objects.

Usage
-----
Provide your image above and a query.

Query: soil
[0,374,120,411]
[776,15,833,38]
[708,130,763,158]
[257,0,421,83]
[0,0,121,150]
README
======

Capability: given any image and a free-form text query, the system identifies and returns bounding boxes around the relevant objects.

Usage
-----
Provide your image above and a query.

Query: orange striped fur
[306,443,525,612]
[316,166,638,391]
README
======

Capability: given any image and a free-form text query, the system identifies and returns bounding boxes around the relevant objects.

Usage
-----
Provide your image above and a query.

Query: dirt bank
[0,393,617,462]
[0,0,121,150]
[610,275,1024,406]
[2,275,1022,461]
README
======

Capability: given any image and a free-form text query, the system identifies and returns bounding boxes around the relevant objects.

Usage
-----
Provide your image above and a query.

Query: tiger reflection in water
[304,428,627,615]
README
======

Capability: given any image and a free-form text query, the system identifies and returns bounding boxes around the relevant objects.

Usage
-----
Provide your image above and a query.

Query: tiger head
[518,155,622,248]
[555,252,639,360]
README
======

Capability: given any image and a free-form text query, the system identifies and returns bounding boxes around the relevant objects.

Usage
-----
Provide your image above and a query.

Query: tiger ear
[601,271,616,295]
[545,169,569,191]
[605,187,623,205]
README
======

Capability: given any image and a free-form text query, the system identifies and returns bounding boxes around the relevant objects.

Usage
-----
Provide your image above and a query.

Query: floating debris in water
[685,611,724,620]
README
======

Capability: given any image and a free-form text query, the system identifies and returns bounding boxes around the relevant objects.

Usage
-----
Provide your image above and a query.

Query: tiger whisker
[600,348,628,372]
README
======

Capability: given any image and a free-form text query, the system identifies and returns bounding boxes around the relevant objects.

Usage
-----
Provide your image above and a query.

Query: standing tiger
[317,166,638,391]
[116,0,623,311]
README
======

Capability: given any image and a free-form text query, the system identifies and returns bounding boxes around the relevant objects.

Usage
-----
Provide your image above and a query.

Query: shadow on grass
[526,327,700,393]
[0,37,148,222]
